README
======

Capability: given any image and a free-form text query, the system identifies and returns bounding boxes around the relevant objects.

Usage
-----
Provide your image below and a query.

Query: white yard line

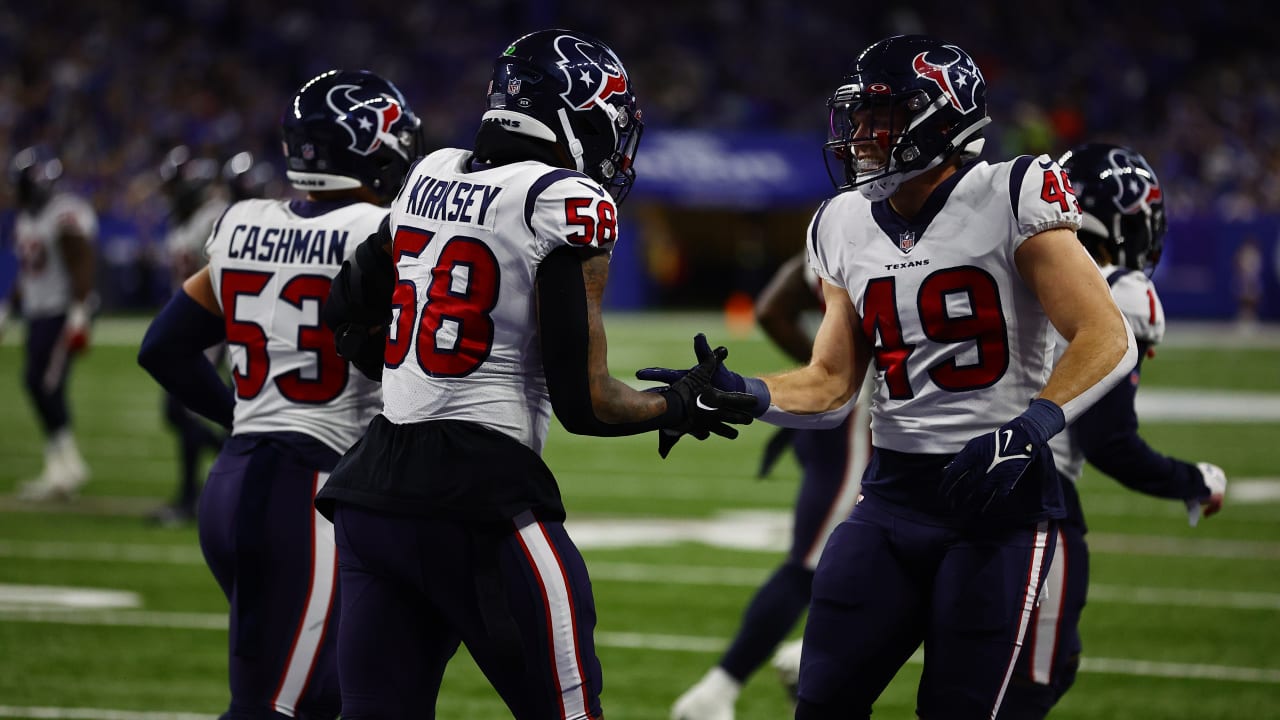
[2,539,1279,612]
[0,609,1276,686]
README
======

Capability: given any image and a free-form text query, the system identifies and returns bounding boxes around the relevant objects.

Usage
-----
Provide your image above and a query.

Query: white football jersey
[1049,266,1164,481]
[166,197,229,285]
[380,148,620,454]
[206,198,385,453]
[807,155,1084,454]
[15,193,97,318]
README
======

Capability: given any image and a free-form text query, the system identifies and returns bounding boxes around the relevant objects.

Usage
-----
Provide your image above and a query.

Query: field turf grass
[0,314,1277,719]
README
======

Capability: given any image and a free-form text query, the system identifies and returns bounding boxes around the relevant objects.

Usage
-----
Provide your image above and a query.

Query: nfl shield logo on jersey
[898,231,916,253]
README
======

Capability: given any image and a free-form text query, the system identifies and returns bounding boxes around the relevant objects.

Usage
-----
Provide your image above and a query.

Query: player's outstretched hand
[637,333,758,397]
[646,336,759,458]
[1187,462,1227,527]
[64,301,92,354]
[940,399,1065,514]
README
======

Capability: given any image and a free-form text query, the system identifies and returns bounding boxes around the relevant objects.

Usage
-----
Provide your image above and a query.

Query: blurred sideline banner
[630,128,832,207]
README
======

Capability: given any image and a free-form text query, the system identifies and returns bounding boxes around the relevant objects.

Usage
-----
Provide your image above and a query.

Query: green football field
[0,314,1277,719]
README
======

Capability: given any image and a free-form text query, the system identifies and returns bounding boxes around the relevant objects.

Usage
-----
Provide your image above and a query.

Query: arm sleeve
[323,220,395,381]
[536,246,682,436]
[1076,366,1207,501]
[137,291,235,429]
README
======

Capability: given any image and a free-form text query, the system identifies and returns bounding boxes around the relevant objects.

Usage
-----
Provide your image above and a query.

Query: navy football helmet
[825,35,991,201]
[282,70,424,203]
[1059,143,1167,274]
[483,29,644,202]
[10,146,63,211]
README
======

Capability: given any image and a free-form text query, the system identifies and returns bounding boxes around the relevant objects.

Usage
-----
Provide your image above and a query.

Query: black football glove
[333,323,386,382]
[939,399,1065,514]
[650,341,758,459]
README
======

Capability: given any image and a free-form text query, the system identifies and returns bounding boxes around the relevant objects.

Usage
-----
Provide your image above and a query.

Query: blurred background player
[671,251,873,720]
[998,142,1228,720]
[1,146,97,501]
[151,145,230,526]
[315,29,754,718]
[137,69,425,718]
[222,150,283,205]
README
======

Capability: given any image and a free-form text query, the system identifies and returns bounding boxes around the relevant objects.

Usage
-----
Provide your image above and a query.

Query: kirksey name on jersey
[380,147,619,453]
[206,198,385,453]
[807,154,1084,455]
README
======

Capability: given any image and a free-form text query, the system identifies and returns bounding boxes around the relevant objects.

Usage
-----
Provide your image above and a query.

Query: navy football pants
[796,495,1058,720]
[22,314,71,436]
[333,505,603,720]
[998,522,1087,719]
[199,441,340,719]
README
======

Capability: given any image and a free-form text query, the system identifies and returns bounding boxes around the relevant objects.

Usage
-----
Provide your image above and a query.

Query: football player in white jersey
[314,30,755,719]
[152,145,230,526]
[138,69,426,719]
[999,143,1227,720]
[1,146,97,501]
[671,252,873,720]
[640,35,1137,719]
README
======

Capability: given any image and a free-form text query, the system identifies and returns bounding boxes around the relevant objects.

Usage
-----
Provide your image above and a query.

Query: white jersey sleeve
[529,173,618,256]
[205,198,386,454]
[1108,268,1166,345]
[1009,154,1082,251]
[805,198,841,289]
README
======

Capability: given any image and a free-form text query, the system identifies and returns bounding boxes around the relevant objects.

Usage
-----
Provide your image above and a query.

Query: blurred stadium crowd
[1,1,1277,277]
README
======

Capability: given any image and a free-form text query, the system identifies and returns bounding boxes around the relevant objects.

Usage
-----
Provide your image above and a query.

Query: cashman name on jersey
[226,224,349,265]
[403,174,503,226]
[883,258,930,271]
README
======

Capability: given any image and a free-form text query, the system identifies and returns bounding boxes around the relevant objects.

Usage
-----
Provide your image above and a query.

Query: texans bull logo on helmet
[912,45,984,114]
[326,84,406,157]
[1104,147,1163,213]
[553,33,629,111]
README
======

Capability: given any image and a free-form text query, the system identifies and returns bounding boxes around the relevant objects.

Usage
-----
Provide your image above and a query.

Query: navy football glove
[636,333,771,415]
[644,337,759,458]
[940,399,1065,514]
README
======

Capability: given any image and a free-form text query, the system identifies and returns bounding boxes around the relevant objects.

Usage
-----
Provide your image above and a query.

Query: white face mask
[858,174,902,202]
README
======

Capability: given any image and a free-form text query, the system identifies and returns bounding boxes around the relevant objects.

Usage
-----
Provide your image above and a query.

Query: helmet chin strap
[557,108,585,173]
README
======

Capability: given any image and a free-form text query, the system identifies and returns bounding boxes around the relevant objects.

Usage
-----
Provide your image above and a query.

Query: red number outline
[275,274,349,404]
[220,269,273,399]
